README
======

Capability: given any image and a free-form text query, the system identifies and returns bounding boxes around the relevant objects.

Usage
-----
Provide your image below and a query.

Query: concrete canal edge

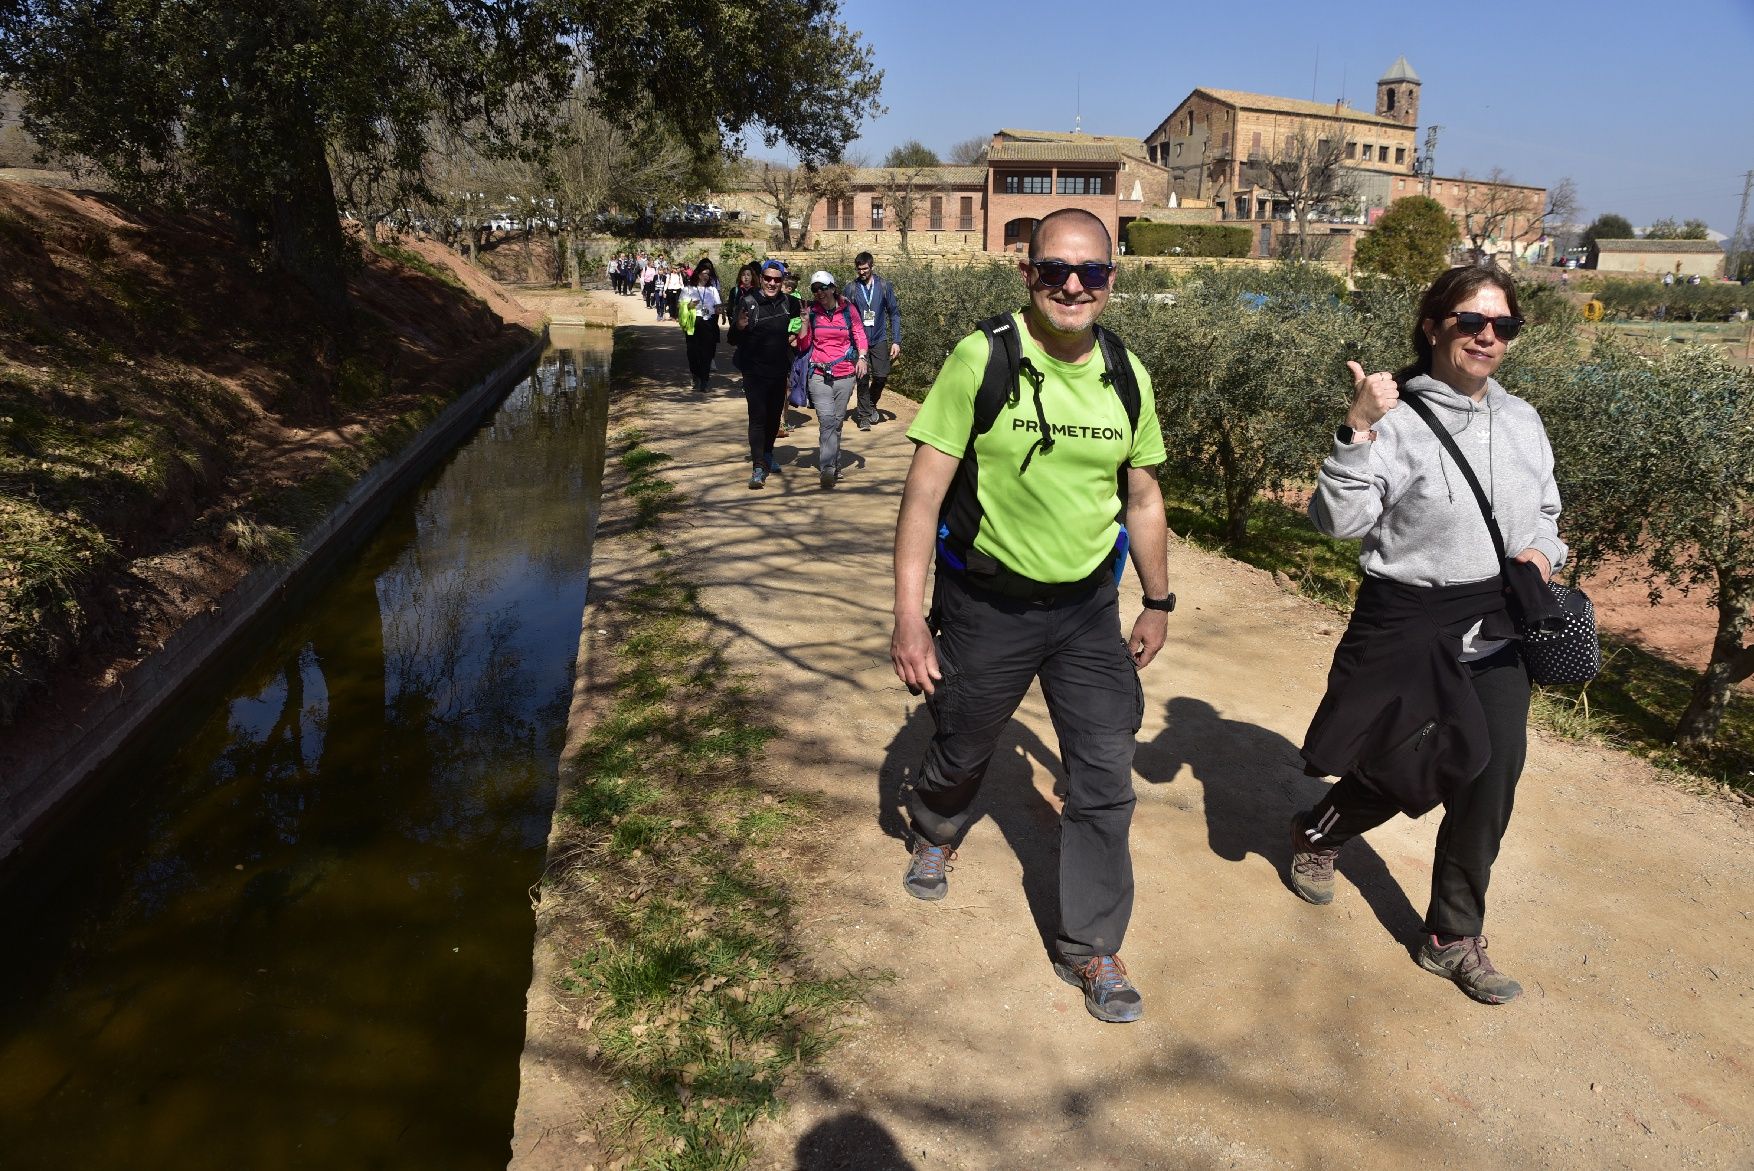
[0,329,549,866]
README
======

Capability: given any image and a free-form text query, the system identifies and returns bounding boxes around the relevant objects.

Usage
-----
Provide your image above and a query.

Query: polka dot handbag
[1520,582,1601,686]
[1403,392,1601,686]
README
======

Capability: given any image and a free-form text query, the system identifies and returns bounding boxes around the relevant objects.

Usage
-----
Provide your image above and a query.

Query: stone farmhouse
[716,57,1551,266]
[1592,239,1725,279]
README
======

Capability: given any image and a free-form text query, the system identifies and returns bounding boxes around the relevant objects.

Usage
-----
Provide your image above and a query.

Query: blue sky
[827,0,1754,235]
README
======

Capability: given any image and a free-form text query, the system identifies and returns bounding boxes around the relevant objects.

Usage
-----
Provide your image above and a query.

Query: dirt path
[542,315,1754,1169]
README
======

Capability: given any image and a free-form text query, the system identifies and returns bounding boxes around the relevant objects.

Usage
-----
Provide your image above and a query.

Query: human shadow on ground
[792,1111,920,1170]
[1135,696,1424,947]
[876,700,1066,964]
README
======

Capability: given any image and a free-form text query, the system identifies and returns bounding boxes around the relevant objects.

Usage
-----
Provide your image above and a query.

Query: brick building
[1143,60,1419,220]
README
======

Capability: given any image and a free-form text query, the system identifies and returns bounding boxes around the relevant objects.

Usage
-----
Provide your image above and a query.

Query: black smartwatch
[1142,593,1176,612]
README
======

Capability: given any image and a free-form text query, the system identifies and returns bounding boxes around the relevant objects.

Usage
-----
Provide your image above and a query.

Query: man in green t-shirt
[890,208,1173,1024]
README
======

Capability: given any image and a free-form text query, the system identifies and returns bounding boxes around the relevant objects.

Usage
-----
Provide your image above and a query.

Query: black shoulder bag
[1401,392,1601,686]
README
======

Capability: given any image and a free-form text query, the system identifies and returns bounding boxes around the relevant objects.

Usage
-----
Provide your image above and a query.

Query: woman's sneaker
[1288,812,1339,905]
[1053,953,1144,1024]
[1417,934,1523,1004]
[748,466,767,489]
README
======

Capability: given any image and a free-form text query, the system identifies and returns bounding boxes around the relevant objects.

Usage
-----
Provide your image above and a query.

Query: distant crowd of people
[615,249,901,491]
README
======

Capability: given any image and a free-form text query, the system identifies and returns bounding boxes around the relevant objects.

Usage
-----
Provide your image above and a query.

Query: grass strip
[552,425,857,1169]
[1158,471,1753,795]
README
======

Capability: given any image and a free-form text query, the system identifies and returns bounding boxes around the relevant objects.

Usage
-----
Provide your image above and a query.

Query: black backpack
[937,312,1143,582]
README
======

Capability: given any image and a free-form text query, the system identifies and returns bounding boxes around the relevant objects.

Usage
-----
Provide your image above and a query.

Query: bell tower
[1376,56,1421,128]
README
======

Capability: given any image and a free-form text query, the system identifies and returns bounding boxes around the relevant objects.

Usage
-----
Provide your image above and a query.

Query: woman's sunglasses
[1441,311,1525,341]
[1029,259,1116,290]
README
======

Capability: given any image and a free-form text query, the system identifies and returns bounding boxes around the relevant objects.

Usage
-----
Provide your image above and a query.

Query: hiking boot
[902,839,955,901]
[856,416,872,431]
[748,466,767,489]
[1288,812,1339,905]
[1054,953,1144,1024]
[1417,934,1523,1004]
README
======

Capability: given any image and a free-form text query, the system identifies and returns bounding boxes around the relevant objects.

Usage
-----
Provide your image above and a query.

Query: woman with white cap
[797,269,869,489]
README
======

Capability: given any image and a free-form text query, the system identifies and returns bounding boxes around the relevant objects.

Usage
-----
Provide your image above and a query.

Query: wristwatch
[1142,594,1176,612]
[1335,423,1377,444]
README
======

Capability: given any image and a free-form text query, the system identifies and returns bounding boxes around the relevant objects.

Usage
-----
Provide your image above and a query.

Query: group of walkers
[879,208,1564,1024]
[627,213,1565,1026]
[662,250,902,491]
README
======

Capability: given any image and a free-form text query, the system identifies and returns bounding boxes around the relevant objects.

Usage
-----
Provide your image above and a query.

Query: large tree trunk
[265,121,353,337]
[564,229,580,288]
[1674,578,1754,751]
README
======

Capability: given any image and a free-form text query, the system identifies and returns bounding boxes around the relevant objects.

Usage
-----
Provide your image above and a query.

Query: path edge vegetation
[535,332,864,1170]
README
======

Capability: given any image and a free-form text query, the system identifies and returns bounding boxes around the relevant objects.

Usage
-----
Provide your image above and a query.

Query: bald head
[1029,209,1113,260]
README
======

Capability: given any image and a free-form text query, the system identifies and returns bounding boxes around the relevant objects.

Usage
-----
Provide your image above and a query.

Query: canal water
[0,328,611,1169]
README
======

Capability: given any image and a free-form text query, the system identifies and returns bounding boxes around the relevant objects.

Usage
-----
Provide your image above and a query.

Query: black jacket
[734,291,801,382]
[1300,574,1518,816]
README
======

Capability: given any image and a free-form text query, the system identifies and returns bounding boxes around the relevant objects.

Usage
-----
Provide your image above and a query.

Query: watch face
[1336,424,1355,444]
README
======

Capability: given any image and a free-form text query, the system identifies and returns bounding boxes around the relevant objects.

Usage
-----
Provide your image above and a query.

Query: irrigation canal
[0,327,612,1169]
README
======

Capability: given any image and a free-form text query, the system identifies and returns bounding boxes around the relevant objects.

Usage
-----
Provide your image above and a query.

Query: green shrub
[1125,221,1251,258]
[882,258,1026,399]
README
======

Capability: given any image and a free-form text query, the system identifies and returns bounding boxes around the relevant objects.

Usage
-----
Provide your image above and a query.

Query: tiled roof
[1595,239,1724,253]
[849,166,987,186]
[988,141,1122,163]
[997,128,1151,156]
[1195,89,1407,129]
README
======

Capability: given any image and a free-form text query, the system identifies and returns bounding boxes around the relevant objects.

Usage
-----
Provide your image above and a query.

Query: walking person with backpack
[888,209,1172,1024]
[732,260,804,489]
[796,270,869,489]
[1289,264,1567,1005]
[848,251,901,431]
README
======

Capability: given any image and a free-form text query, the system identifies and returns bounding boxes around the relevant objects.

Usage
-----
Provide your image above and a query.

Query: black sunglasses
[1029,259,1116,290]
[1441,310,1524,341]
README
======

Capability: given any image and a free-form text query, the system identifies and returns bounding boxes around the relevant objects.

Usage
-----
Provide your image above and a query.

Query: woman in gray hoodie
[1289,264,1565,1005]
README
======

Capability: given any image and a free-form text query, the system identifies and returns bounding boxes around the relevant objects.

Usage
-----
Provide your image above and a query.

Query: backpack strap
[1092,321,1141,514]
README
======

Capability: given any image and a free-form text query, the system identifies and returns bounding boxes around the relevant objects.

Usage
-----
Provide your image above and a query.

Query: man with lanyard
[889,208,1172,1024]
[848,250,901,431]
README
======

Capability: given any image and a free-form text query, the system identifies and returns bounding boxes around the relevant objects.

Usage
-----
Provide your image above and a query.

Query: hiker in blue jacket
[848,251,901,431]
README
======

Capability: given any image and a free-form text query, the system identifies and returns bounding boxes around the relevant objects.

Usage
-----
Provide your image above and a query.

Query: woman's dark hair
[736,261,759,286]
[1398,263,1521,382]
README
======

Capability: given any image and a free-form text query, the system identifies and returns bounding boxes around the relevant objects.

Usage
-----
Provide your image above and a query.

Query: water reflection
[0,329,610,1170]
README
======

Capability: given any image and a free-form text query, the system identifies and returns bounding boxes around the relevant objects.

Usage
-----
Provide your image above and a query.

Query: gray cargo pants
[907,571,1144,960]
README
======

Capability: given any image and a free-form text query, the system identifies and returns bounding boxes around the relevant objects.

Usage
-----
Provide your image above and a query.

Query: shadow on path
[877,700,1068,964]
[1134,696,1424,946]
[792,1109,920,1170]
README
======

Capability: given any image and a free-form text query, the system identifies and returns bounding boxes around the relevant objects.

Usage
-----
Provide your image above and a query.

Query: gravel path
[521,311,1754,1170]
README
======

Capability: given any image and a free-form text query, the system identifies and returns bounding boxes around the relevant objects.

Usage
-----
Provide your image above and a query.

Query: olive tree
[1537,340,1754,750]
[1107,264,1409,545]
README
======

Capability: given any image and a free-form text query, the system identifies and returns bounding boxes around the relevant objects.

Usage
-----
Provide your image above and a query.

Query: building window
[1056,174,1106,196]
[1250,130,1262,158]
[1386,89,1397,112]
[1395,146,1406,165]
[871,200,884,230]
[1220,131,1230,153]
[1397,179,1406,190]
[929,195,943,231]
[1004,219,1021,243]
[958,196,974,231]
[1346,142,1356,159]
[1186,110,1194,135]
[1003,172,1053,195]
[1173,142,1182,158]
[1361,144,1374,161]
